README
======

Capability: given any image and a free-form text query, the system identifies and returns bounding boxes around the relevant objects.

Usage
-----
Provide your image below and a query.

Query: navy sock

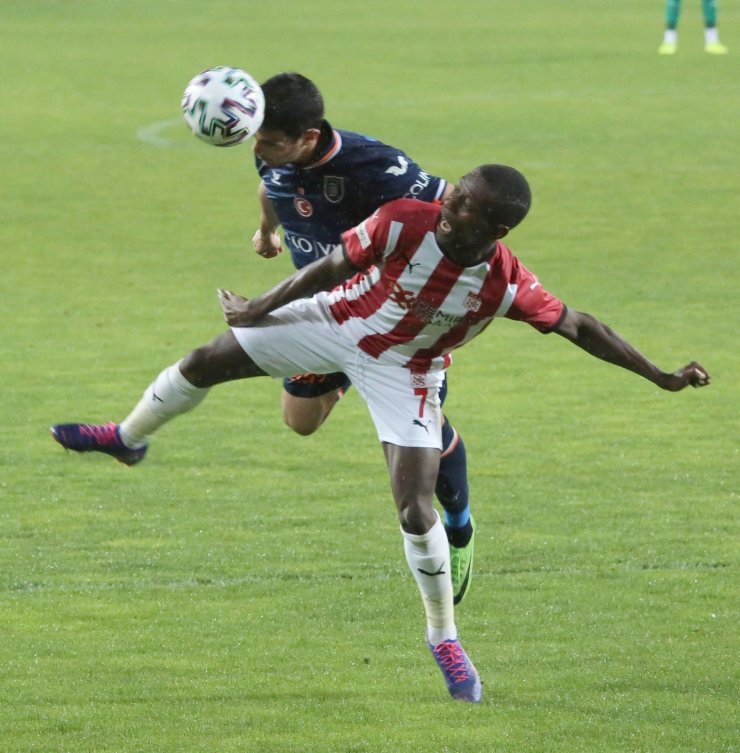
[445,519,474,549]
[436,416,472,547]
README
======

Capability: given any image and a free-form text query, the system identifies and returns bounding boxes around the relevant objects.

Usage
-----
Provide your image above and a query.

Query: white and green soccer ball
[181,66,265,147]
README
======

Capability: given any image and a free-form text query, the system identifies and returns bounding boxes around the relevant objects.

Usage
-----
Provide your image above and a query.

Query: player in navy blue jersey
[251,73,475,603]
[255,123,445,270]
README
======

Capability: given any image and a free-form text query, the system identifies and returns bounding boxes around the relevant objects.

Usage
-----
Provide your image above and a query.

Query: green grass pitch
[1,1,738,751]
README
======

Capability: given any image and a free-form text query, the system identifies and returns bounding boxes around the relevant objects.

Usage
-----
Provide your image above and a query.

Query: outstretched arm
[219,244,356,327]
[554,308,710,391]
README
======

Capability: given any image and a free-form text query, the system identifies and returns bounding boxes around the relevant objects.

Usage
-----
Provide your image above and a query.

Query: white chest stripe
[494,283,518,318]
[382,221,403,259]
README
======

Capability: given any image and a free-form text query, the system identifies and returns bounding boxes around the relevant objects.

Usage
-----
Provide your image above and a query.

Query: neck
[303,121,332,166]
[437,237,496,267]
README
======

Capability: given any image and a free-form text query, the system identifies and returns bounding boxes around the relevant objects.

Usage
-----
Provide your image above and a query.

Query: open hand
[659,362,711,391]
[218,289,257,327]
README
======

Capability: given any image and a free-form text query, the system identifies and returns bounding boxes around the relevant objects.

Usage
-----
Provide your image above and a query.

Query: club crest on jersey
[463,292,482,312]
[294,196,313,217]
[323,176,345,203]
[410,372,428,388]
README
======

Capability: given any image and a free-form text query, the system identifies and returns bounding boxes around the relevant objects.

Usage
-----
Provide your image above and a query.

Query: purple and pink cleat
[51,422,147,466]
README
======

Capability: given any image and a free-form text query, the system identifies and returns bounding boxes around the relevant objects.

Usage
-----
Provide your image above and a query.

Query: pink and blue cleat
[51,422,147,466]
[428,637,483,703]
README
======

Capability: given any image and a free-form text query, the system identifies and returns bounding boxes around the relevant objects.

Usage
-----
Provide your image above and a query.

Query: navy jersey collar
[304,120,342,170]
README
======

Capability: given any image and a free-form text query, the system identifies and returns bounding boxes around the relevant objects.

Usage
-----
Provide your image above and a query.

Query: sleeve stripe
[493,283,518,318]
[433,179,448,201]
[383,220,403,259]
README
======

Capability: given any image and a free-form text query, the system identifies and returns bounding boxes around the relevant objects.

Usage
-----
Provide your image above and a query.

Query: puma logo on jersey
[386,156,409,176]
[412,418,431,433]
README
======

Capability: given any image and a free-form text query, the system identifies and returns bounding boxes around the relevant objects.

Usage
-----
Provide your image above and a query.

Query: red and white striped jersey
[329,199,565,372]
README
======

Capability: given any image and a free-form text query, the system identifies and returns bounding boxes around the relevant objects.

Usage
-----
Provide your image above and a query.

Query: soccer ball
[181,66,265,147]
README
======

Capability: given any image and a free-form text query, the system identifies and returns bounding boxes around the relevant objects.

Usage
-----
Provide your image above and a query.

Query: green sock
[665,0,681,30]
[703,0,718,29]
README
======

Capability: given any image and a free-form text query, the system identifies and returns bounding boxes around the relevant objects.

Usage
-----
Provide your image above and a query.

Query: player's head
[261,73,324,136]
[253,73,324,166]
[474,164,531,231]
[438,165,531,262]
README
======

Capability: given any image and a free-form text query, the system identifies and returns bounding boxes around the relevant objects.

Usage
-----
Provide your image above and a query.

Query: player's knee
[281,393,333,436]
[283,409,322,436]
[397,499,437,535]
[180,345,217,388]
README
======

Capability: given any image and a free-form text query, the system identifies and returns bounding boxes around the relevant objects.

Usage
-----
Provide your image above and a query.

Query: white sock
[664,29,678,45]
[119,362,209,447]
[705,27,719,45]
[402,512,457,645]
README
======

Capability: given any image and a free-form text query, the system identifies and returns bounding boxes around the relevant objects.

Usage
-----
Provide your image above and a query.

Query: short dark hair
[477,164,532,230]
[260,73,324,138]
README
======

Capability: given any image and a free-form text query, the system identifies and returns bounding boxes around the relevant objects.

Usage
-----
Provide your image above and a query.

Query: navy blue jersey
[256,122,447,269]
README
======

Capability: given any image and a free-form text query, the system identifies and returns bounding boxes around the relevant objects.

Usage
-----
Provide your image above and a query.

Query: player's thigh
[230,298,345,377]
[180,330,267,387]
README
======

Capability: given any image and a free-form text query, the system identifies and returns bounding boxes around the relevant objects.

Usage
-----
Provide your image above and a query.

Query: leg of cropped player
[658,0,681,54]
[702,0,728,53]
[659,0,728,54]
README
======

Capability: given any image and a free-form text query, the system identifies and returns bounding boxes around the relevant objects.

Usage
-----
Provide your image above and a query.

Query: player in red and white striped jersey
[52,164,710,703]
[327,197,564,372]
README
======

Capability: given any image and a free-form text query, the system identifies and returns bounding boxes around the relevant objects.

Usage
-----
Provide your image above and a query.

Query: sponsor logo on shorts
[410,373,428,388]
[412,418,431,433]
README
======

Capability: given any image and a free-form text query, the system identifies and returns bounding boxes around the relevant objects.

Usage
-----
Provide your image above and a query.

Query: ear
[493,224,510,240]
[301,128,322,147]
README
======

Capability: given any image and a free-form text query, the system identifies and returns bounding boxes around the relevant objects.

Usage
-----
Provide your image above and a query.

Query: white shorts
[230,293,445,449]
